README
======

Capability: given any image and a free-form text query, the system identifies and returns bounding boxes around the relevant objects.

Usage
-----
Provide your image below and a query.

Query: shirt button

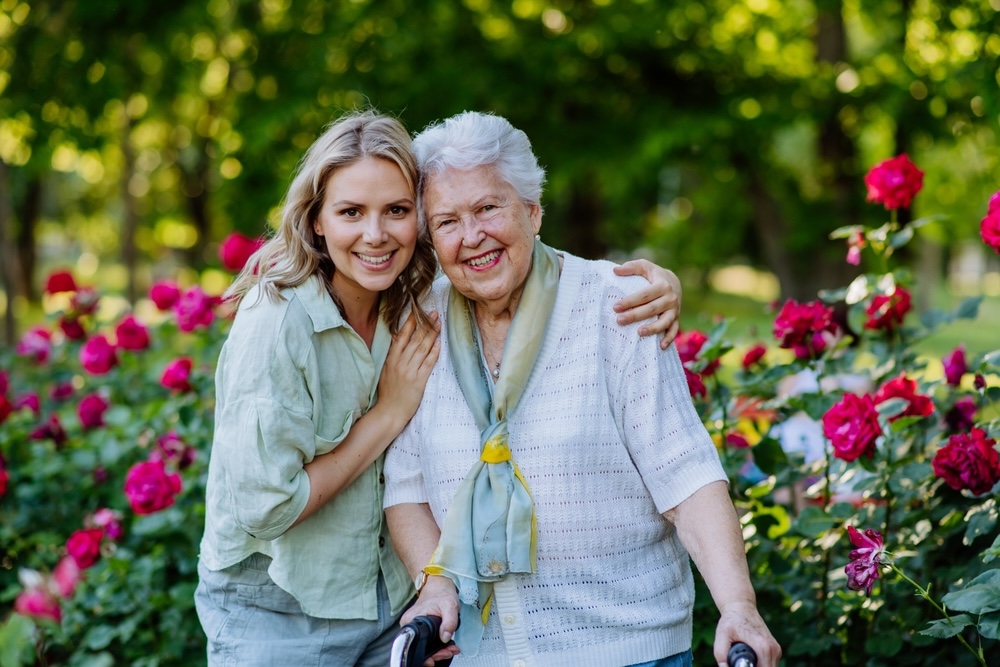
[378,536,385,548]
[513,660,526,667]
[379,473,385,484]
[504,614,516,625]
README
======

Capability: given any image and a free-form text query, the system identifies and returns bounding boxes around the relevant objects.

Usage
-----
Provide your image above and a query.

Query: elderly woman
[384,112,780,667]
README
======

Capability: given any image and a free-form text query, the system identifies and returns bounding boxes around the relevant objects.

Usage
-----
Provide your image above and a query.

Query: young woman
[194,110,682,666]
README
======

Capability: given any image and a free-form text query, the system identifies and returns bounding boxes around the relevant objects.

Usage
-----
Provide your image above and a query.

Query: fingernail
[442,631,452,642]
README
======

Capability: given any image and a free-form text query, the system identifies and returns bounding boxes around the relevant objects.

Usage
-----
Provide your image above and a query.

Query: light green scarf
[425,240,560,655]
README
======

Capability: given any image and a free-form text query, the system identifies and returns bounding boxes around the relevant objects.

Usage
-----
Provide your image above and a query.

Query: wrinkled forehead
[422,164,510,212]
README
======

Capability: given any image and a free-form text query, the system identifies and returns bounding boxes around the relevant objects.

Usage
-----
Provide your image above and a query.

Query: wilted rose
[153,431,196,469]
[123,459,183,515]
[981,190,1000,253]
[69,286,100,317]
[149,280,181,311]
[773,299,839,360]
[219,232,265,272]
[942,346,967,386]
[30,414,67,447]
[52,556,82,597]
[66,528,104,569]
[741,344,766,370]
[160,357,193,392]
[873,373,934,421]
[174,286,216,332]
[864,286,911,331]
[16,327,52,364]
[822,393,882,461]
[115,314,150,351]
[864,154,924,210]
[80,334,118,375]
[77,393,109,429]
[44,270,78,294]
[58,316,86,341]
[932,428,1000,496]
[844,525,885,596]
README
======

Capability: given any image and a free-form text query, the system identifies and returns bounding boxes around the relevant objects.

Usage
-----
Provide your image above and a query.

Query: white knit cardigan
[384,253,727,667]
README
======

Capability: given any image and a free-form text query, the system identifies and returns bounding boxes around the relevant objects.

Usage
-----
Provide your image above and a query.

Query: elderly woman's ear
[613,260,683,349]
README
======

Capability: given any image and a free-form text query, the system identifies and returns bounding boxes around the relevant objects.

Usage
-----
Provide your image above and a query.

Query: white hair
[412,111,546,223]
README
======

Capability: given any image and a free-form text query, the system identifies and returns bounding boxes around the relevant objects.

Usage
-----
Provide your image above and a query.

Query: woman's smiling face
[423,165,541,314]
[313,157,418,306]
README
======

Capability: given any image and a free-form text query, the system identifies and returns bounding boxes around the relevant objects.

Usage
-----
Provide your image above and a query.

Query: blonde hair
[226,110,436,333]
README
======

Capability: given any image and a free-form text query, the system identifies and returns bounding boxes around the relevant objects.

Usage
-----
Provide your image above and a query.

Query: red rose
[80,334,119,375]
[219,232,265,273]
[16,327,52,363]
[675,329,720,375]
[942,345,967,386]
[14,392,40,414]
[44,270,78,294]
[684,367,706,398]
[864,286,911,331]
[742,344,766,370]
[115,315,150,351]
[0,454,8,496]
[153,431,196,469]
[773,299,838,359]
[123,459,183,515]
[174,286,216,332]
[873,373,934,421]
[149,280,181,311]
[68,286,100,318]
[160,357,193,392]
[50,381,74,401]
[58,316,86,341]
[932,428,1000,496]
[822,393,882,462]
[981,191,1000,253]
[0,394,11,426]
[864,154,924,210]
[77,393,109,429]
[945,397,977,434]
[0,369,7,394]
[66,528,104,569]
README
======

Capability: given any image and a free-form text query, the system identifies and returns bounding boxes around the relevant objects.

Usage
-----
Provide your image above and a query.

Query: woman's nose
[362,216,388,244]
[460,215,485,247]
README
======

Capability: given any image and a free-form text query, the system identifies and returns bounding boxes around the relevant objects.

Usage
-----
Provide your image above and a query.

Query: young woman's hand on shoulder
[378,310,441,427]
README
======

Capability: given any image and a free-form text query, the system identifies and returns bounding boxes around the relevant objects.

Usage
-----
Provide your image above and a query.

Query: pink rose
[88,508,125,541]
[0,369,7,394]
[44,270,78,294]
[864,286,911,331]
[773,299,839,359]
[66,528,104,569]
[16,327,52,364]
[0,394,11,426]
[873,373,934,421]
[50,381,74,401]
[77,393,109,429]
[844,526,885,596]
[675,330,720,376]
[153,431,196,470]
[864,154,924,210]
[115,315,150,351]
[69,287,100,317]
[123,459,182,515]
[160,357,193,392]
[822,393,882,462]
[14,584,62,623]
[932,428,1000,496]
[942,346,967,386]
[30,414,67,447]
[149,280,181,311]
[981,191,1000,253]
[219,232,265,272]
[52,556,82,597]
[80,334,119,375]
[58,316,86,341]
[846,230,865,266]
[174,286,216,332]
[14,392,40,414]
[741,344,766,370]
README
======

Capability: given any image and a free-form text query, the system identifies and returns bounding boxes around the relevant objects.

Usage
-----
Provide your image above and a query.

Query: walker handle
[728,642,757,667]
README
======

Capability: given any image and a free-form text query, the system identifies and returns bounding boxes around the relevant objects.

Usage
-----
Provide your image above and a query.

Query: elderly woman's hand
[612,259,682,349]
[400,576,462,666]
[713,600,782,667]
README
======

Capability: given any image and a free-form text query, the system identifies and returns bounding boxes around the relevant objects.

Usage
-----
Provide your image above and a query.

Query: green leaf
[919,309,951,329]
[75,653,116,667]
[979,611,1000,640]
[954,295,983,319]
[941,583,1000,614]
[817,287,847,303]
[888,226,914,249]
[845,275,870,305]
[921,614,975,638]
[83,624,118,650]
[749,437,787,476]
[829,224,864,239]
[793,506,838,538]
[864,632,903,656]
[0,615,36,667]
[982,349,1000,369]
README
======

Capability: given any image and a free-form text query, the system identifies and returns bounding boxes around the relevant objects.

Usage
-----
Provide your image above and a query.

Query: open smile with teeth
[355,251,394,266]
[467,249,502,268]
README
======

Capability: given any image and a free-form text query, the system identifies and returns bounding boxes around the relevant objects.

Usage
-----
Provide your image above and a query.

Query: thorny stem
[889,563,986,667]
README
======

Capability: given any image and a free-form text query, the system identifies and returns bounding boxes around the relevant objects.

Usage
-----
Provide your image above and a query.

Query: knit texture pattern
[385,253,727,667]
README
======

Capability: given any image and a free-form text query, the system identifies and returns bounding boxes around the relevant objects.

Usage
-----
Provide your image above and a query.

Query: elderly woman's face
[424,165,541,311]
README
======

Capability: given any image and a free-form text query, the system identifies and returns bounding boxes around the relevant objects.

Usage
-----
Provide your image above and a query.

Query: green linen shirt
[198,274,413,620]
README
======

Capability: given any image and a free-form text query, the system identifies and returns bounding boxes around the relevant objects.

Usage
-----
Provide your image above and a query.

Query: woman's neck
[331,281,380,349]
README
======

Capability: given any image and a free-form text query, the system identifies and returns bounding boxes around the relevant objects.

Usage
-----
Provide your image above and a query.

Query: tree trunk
[0,161,19,344]
[15,177,41,303]
[121,115,140,305]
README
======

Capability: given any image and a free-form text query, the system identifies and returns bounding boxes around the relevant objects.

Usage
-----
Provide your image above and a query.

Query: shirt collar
[288,274,348,333]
